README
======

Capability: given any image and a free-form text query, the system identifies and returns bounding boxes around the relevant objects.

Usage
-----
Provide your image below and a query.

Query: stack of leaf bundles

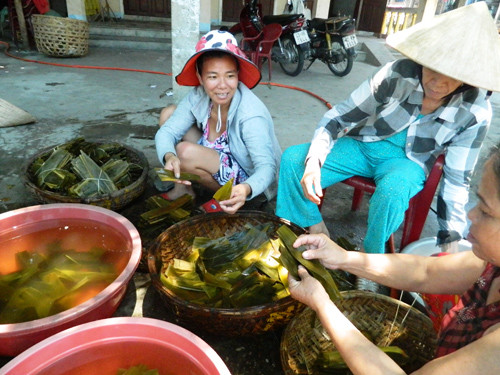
[161,222,292,308]
[30,138,143,198]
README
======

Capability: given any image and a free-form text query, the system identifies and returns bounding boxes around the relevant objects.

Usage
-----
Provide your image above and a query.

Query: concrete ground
[1,34,500,373]
[2,34,499,245]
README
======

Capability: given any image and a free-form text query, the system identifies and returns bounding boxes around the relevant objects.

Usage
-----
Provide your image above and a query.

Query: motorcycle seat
[263,13,304,26]
[309,17,354,33]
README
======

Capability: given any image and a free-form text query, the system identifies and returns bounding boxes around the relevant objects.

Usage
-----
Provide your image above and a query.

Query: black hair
[195,50,240,75]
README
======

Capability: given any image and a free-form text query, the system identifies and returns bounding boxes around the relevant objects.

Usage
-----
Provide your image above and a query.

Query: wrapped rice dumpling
[35,148,76,191]
[69,151,117,198]
[29,138,144,199]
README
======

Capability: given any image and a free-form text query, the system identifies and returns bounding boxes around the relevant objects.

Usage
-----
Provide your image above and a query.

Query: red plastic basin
[0,317,231,375]
[0,203,142,356]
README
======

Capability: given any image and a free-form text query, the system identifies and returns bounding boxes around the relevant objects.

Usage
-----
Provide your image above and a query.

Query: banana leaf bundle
[102,158,130,185]
[276,225,343,301]
[35,148,76,191]
[0,246,117,324]
[68,151,117,198]
[29,137,144,198]
[117,365,159,375]
[155,168,201,182]
[140,194,193,226]
[160,223,291,308]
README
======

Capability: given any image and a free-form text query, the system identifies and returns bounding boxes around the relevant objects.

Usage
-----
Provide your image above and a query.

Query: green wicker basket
[281,290,437,374]
[148,210,307,336]
[24,140,148,211]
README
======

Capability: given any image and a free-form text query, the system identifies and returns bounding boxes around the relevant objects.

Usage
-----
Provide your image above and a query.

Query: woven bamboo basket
[24,140,148,211]
[281,290,437,375]
[148,211,307,336]
[31,15,89,57]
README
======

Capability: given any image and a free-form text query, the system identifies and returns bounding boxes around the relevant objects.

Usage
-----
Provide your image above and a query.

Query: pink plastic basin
[0,203,142,357]
[0,317,231,375]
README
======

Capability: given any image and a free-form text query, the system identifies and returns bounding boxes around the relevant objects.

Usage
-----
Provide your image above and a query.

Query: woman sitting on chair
[275,3,500,258]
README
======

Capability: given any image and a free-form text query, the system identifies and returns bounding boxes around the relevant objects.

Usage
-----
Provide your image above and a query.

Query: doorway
[123,0,171,17]
[354,0,387,33]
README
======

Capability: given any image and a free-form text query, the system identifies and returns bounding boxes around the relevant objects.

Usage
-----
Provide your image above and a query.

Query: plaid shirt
[307,59,492,242]
[436,263,500,357]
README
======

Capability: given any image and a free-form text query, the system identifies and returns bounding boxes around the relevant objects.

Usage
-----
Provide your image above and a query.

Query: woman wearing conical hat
[283,5,500,372]
[276,2,500,269]
[155,30,281,214]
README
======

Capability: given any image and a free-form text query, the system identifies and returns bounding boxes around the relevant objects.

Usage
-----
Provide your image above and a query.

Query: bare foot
[308,221,330,237]
[165,184,195,200]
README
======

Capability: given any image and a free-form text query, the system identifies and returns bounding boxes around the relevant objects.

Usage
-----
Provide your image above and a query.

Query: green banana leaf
[160,223,292,308]
[155,168,201,182]
[277,225,342,301]
[213,178,233,201]
[0,245,117,324]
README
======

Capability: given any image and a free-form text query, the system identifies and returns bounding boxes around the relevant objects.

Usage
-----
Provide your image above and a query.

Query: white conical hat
[386,2,500,92]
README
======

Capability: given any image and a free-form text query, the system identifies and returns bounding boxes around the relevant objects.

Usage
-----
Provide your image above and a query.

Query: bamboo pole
[13,0,29,50]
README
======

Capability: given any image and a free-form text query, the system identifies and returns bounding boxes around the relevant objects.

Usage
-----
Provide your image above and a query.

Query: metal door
[124,0,171,17]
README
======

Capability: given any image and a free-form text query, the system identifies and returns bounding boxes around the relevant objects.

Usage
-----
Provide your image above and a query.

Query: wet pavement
[2,34,500,374]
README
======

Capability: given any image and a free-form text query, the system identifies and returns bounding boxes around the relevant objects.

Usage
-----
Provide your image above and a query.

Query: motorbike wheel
[278,35,305,77]
[327,36,354,77]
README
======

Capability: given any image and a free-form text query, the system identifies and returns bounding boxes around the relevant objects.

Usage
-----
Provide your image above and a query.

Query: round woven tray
[148,210,307,336]
[24,141,149,211]
[32,15,89,57]
[281,290,437,374]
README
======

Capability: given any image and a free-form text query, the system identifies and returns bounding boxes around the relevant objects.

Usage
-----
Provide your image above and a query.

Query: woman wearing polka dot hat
[155,30,281,213]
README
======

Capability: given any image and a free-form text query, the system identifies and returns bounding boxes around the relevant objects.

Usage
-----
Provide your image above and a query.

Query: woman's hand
[301,158,323,205]
[219,183,251,214]
[289,266,329,311]
[294,233,347,270]
[163,153,191,186]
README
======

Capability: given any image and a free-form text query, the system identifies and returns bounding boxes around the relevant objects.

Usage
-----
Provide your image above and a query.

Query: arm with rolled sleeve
[437,115,490,245]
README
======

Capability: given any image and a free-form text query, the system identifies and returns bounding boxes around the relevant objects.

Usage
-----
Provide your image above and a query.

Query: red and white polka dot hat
[175,30,261,89]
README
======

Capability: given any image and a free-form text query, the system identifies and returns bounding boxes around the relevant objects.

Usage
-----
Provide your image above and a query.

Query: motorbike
[228,0,309,77]
[305,16,358,77]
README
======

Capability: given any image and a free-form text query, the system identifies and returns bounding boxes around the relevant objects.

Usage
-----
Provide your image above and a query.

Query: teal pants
[275,132,426,253]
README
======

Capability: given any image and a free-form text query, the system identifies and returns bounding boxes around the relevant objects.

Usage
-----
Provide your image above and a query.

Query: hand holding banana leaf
[218,182,251,214]
[277,226,344,302]
[158,153,201,186]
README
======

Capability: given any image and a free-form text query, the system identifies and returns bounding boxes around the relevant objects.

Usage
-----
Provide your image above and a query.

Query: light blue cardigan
[155,82,281,200]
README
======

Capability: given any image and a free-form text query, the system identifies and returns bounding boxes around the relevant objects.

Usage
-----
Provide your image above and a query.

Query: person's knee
[175,141,197,162]
[378,172,424,196]
[281,144,309,170]
[159,104,177,127]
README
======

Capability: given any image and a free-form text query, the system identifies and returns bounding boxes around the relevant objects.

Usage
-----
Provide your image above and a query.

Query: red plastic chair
[241,23,282,81]
[319,154,445,253]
